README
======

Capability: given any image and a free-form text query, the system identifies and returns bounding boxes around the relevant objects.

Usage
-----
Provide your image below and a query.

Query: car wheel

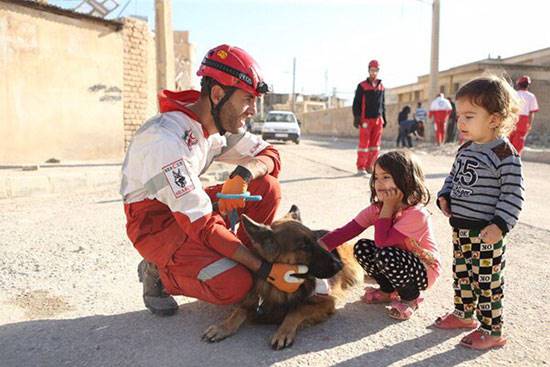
[293,138,300,144]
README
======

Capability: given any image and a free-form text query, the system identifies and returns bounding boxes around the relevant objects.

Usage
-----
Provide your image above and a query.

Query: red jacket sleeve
[255,146,281,178]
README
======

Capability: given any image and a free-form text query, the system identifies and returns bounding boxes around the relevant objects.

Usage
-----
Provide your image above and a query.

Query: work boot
[137,260,178,316]
[356,169,368,177]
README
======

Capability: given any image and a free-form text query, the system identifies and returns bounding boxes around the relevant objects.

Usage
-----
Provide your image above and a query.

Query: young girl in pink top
[319,150,440,319]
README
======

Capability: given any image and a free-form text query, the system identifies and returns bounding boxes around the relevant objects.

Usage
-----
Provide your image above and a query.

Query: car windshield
[266,113,296,123]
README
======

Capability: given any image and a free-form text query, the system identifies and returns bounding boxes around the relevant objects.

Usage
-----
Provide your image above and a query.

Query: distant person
[434,76,523,350]
[509,75,539,154]
[445,97,457,143]
[429,93,452,145]
[413,102,427,125]
[396,106,413,148]
[352,59,386,176]
[319,150,440,320]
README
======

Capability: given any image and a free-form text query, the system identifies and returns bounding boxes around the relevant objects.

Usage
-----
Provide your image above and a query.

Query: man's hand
[257,261,308,293]
[438,196,451,217]
[218,167,251,215]
[480,224,503,245]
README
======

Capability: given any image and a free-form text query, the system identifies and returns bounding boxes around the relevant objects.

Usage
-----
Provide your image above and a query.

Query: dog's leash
[215,192,262,232]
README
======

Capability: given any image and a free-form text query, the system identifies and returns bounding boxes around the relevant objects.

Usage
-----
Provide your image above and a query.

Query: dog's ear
[241,214,278,258]
[287,205,302,222]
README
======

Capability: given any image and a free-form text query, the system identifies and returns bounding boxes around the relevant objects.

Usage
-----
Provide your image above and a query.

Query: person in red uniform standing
[509,75,539,154]
[352,59,386,176]
[429,93,453,145]
[120,45,307,316]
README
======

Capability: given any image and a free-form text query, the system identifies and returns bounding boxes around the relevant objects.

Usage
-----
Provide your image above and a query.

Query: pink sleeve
[320,220,365,251]
[393,207,428,243]
[354,204,380,228]
[374,218,408,248]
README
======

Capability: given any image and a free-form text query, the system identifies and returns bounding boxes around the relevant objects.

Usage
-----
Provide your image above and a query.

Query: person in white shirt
[509,75,539,153]
[429,93,453,145]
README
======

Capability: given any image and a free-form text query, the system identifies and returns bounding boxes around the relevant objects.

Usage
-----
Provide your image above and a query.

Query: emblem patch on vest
[163,159,195,198]
[182,129,198,150]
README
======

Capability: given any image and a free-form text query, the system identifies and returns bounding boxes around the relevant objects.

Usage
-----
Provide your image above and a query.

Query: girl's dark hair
[455,75,520,137]
[398,105,411,122]
[369,150,430,206]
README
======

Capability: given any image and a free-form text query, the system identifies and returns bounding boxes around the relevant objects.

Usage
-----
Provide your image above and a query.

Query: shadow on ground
[0,298,483,367]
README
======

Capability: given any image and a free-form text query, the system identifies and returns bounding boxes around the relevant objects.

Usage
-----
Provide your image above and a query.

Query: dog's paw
[270,327,296,350]
[201,324,233,343]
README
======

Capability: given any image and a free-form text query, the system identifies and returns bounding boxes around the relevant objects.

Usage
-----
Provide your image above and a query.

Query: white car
[261,111,301,144]
[250,120,264,134]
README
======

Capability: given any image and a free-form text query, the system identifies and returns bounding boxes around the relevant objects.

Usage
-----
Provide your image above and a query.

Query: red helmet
[368,59,380,69]
[516,75,531,87]
[197,44,269,96]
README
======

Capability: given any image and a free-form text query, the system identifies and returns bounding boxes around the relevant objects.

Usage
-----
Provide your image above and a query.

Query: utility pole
[155,0,175,91]
[427,0,440,142]
[291,57,296,112]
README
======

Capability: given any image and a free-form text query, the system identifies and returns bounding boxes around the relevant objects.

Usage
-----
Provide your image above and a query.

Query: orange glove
[257,261,309,293]
[218,175,248,215]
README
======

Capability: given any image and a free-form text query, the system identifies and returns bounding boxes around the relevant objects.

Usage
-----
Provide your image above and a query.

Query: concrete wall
[0,2,124,164]
[299,104,400,141]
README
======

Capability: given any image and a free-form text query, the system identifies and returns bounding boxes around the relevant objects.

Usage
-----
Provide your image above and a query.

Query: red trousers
[509,115,530,154]
[357,117,383,171]
[138,175,281,305]
[434,118,447,145]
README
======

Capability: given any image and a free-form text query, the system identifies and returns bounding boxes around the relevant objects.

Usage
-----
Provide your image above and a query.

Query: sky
[51,0,550,104]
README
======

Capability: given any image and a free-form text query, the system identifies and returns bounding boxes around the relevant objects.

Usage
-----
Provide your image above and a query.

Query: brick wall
[122,18,152,150]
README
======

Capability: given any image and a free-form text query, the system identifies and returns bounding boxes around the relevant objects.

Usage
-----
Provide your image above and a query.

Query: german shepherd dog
[202,205,362,350]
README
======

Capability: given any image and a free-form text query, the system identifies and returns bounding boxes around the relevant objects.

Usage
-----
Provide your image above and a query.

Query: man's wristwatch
[230,165,253,183]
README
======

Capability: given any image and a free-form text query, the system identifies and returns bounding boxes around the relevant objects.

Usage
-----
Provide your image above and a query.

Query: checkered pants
[354,239,428,301]
[452,228,506,336]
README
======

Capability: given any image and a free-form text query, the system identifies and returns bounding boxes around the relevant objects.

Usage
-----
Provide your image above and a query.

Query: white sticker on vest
[163,159,195,198]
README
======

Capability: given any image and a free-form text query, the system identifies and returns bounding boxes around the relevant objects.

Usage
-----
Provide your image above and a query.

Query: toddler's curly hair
[455,75,520,137]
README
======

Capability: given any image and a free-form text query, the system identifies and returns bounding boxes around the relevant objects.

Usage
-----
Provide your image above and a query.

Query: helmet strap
[208,85,237,136]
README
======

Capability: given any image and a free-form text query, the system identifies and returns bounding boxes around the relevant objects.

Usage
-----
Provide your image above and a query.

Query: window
[266,113,296,123]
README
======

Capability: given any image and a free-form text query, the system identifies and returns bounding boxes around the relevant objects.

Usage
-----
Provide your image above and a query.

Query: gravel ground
[0,136,548,367]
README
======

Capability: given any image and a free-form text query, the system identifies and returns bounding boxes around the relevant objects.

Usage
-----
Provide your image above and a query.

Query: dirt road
[1,137,548,366]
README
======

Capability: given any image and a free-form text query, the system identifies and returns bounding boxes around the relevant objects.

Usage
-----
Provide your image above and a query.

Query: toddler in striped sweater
[434,75,524,350]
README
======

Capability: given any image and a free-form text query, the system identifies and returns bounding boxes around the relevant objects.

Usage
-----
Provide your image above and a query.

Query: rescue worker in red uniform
[352,59,386,176]
[429,93,453,145]
[120,45,307,316]
[509,75,539,154]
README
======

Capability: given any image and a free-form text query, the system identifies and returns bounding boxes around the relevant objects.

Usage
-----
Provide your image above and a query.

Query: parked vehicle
[261,111,301,144]
[250,120,264,134]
